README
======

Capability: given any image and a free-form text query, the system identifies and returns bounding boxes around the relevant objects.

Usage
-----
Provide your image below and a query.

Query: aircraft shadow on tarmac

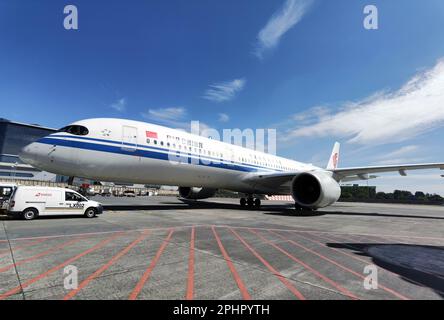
[3,199,443,221]
[101,200,444,220]
[103,201,293,212]
[328,242,444,298]
[263,209,444,220]
[0,215,100,221]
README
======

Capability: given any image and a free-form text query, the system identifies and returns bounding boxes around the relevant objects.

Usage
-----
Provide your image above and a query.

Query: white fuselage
[20,118,322,195]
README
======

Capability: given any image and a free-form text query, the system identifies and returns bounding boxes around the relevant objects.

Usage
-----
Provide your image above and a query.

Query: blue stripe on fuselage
[50,134,281,172]
[37,137,272,173]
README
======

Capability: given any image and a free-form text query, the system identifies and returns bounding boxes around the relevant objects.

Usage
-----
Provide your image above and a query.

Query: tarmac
[0,196,443,300]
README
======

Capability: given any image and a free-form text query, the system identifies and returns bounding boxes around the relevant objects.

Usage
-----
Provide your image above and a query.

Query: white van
[7,186,103,220]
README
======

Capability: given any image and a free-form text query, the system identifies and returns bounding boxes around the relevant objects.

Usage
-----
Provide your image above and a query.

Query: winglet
[327,142,340,170]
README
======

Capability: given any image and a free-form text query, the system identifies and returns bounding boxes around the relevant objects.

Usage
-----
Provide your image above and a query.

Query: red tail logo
[332,153,339,169]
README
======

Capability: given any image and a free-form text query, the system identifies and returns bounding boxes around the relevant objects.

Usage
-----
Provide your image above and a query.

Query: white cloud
[373,157,428,166]
[371,145,434,165]
[142,107,186,122]
[141,107,188,129]
[379,145,419,159]
[255,0,314,58]
[218,113,230,122]
[203,78,246,103]
[287,59,444,145]
[110,98,127,112]
[140,107,215,135]
[292,106,330,123]
[195,121,217,136]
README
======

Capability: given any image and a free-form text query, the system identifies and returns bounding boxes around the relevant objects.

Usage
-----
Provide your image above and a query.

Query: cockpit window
[58,125,89,136]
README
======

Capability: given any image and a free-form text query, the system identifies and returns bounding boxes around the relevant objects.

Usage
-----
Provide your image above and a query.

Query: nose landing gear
[240,196,261,209]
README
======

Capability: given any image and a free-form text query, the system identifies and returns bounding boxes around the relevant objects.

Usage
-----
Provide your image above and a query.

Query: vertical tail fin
[327,142,340,170]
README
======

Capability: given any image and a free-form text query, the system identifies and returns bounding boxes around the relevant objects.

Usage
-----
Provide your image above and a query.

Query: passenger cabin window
[65,192,85,202]
[58,125,89,136]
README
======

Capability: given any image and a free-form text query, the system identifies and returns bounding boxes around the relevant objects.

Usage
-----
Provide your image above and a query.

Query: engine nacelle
[178,187,217,200]
[291,171,341,209]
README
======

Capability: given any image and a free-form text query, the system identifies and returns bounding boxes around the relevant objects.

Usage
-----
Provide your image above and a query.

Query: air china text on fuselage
[20,118,444,211]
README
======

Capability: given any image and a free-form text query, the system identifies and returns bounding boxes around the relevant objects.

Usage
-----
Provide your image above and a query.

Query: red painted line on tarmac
[63,231,151,300]
[337,232,434,248]
[129,229,175,300]
[269,230,409,300]
[248,228,359,300]
[186,227,195,300]
[4,224,444,243]
[290,229,444,242]
[0,232,124,300]
[333,233,402,245]
[305,233,378,265]
[2,225,201,243]
[212,226,251,300]
[217,225,444,242]
[337,233,381,242]
[228,228,305,300]
[0,238,49,258]
[0,237,84,273]
[352,232,443,244]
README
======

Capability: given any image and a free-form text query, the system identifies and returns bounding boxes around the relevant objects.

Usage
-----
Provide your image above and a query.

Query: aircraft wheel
[240,198,246,207]
[247,198,254,207]
[295,204,314,215]
[254,198,261,208]
[294,203,304,214]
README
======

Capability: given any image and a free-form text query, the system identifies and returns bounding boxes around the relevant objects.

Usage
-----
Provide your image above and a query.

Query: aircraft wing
[333,163,444,181]
[242,141,444,192]
[323,142,444,181]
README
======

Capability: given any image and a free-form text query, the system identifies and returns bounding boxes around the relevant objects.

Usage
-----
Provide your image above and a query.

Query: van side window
[66,192,83,201]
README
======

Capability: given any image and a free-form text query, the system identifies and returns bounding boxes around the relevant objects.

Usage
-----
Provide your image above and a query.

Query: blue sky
[1,0,444,194]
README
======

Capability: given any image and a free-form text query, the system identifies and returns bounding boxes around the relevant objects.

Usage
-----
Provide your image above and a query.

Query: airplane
[19,118,444,212]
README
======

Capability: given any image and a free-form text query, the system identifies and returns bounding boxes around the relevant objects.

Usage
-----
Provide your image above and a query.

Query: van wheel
[84,208,97,218]
[22,208,38,221]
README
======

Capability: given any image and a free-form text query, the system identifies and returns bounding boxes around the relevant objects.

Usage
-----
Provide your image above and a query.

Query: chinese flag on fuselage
[146,131,158,139]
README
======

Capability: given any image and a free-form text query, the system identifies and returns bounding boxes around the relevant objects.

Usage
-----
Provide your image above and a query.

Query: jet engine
[178,187,217,200]
[291,171,341,209]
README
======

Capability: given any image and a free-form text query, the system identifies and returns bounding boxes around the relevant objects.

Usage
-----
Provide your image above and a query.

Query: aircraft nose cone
[19,143,38,166]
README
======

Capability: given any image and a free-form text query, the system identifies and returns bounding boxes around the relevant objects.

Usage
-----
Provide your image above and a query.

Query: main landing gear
[294,203,316,215]
[240,196,261,209]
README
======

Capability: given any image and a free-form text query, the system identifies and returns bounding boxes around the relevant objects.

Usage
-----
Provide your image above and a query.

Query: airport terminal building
[0,118,60,181]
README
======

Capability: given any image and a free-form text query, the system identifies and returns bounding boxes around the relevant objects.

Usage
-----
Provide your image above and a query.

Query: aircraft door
[122,126,138,152]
